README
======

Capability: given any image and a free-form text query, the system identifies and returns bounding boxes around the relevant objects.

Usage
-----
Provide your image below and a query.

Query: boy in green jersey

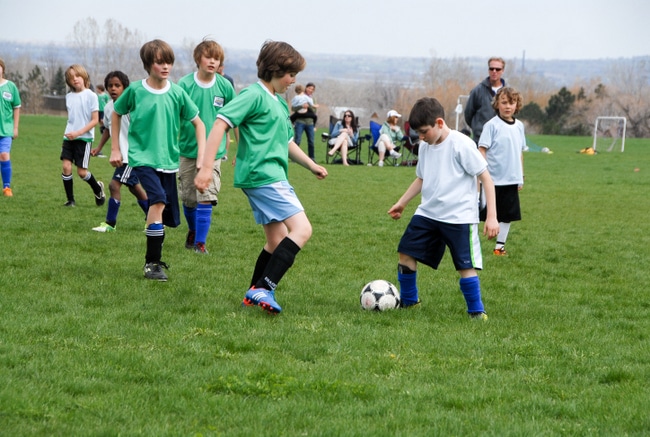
[111,39,206,281]
[178,39,236,254]
[195,41,328,313]
[0,58,21,197]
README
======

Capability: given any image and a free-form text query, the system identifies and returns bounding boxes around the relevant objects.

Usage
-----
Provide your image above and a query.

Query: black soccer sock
[83,172,101,195]
[62,174,74,201]
[250,248,273,288]
[255,237,301,291]
[145,222,165,264]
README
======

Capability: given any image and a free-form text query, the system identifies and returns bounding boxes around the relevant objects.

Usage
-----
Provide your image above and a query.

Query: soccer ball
[360,280,401,311]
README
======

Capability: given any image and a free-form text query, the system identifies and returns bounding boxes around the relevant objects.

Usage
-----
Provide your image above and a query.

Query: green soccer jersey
[113,79,199,171]
[97,92,110,112]
[0,80,21,137]
[218,82,293,189]
[178,72,235,159]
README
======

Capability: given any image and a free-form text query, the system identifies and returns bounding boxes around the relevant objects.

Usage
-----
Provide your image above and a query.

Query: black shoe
[63,200,76,207]
[95,181,106,206]
[144,261,169,281]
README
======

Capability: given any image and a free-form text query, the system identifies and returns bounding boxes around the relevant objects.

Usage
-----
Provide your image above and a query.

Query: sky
[3,0,649,60]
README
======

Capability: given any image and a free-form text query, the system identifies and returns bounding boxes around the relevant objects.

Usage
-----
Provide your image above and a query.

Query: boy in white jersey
[111,40,206,281]
[90,71,149,233]
[178,39,236,254]
[0,58,21,197]
[60,64,105,207]
[478,87,525,256]
[195,41,328,314]
[388,97,499,320]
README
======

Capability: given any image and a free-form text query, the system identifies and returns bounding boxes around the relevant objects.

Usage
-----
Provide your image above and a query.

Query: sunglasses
[344,114,352,117]
[489,67,503,72]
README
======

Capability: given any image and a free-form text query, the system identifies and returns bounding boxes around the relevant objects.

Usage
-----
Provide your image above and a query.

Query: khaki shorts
[178,156,221,207]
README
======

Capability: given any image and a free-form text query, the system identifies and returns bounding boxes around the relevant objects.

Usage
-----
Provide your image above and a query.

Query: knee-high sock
[105,198,120,226]
[255,237,301,291]
[195,203,212,245]
[138,199,149,216]
[250,248,273,288]
[496,222,511,248]
[145,222,165,264]
[1,160,11,188]
[82,172,101,194]
[62,174,74,201]
[460,276,485,314]
[397,264,419,305]
[183,205,196,232]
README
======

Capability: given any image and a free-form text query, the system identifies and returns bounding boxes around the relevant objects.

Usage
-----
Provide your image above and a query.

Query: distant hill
[2,41,647,88]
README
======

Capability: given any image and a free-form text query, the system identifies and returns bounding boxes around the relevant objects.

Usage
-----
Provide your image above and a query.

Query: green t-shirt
[177,72,235,159]
[113,79,199,171]
[218,82,292,189]
[0,80,21,137]
[97,92,110,112]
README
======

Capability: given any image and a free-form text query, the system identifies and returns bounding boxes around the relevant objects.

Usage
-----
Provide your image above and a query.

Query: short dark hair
[256,40,306,82]
[140,39,175,74]
[104,71,130,90]
[408,97,445,130]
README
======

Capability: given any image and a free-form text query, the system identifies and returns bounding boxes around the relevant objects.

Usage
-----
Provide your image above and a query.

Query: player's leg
[0,138,13,196]
[179,157,198,250]
[137,167,169,281]
[447,222,487,319]
[194,160,222,254]
[76,141,104,206]
[60,141,76,205]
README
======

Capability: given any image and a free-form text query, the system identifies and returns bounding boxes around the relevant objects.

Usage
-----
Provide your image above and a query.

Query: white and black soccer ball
[360,280,401,311]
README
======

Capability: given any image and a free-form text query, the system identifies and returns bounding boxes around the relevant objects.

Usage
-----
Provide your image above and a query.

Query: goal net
[454,94,470,133]
[592,116,626,152]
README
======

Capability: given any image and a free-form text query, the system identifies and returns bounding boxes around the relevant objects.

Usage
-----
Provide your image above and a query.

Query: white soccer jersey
[478,115,525,186]
[415,130,487,224]
[64,88,99,141]
[103,100,131,163]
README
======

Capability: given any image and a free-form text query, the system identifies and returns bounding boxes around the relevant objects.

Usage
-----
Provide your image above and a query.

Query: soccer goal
[592,116,626,152]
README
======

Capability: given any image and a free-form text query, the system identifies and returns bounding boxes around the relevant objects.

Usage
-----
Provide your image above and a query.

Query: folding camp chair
[321,115,362,164]
[400,121,419,166]
[367,120,401,167]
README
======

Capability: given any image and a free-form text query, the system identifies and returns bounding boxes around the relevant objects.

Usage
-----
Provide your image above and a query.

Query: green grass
[1,115,649,436]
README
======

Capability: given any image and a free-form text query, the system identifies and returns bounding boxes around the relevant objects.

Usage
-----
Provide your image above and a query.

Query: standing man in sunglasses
[464,57,506,144]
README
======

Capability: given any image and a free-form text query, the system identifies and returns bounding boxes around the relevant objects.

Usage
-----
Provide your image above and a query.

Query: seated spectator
[375,109,403,167]
[327,110,359,166]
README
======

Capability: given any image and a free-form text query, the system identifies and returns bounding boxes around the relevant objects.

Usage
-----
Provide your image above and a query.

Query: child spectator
[90,71,148,232]
[0,58,21,197]
[111,39,206,281]
[177,39,236,254]
[195,40,328,314]
[60,64,105,207]
[478,86,525,256]
[388,97,499,319]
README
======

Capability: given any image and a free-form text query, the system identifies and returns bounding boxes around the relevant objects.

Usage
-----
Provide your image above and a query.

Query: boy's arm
[388,177,423,220]
[191,117,206,170]
[109,112,123,168]
[13,107,20,138]
[91,127,111,156]
[477,169,499,239]
[66,111,99,140]
[288,140,328,179]
[196,118,228,191]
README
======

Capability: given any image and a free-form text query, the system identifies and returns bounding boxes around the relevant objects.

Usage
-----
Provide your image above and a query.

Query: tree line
[2,18,649,138]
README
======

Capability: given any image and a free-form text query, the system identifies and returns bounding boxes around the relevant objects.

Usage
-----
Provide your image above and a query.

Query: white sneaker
[390,150,402,158]
[378,160,384,167]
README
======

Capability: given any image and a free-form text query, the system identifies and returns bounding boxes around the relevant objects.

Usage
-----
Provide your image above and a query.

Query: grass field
[1,115,649,436]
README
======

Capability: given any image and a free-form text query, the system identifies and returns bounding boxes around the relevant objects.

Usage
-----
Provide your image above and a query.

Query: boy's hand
[388,204,404,220]
[311,164,328,180]
[90,147,101,156]
[483,217,499,239]
[109,150,123,168]
[65,131,78,140]
[194,168,211,193]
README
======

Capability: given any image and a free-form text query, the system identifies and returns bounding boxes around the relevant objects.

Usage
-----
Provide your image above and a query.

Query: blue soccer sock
[397,264,419,306]
[1,160,11,188]
[183,205,196,232]
[105,197,120,227]
[195,203,212,245]
[459,276,485,314]
[137,199,149,216]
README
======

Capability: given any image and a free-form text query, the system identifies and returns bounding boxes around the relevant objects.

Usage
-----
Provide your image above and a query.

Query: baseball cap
[387,110,402,118]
